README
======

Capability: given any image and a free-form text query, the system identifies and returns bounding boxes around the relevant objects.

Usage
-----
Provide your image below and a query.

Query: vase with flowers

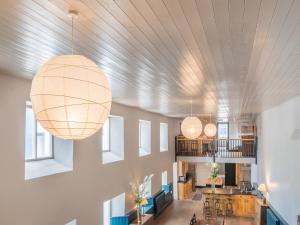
[209,163,219,193]
[130,174,153,224]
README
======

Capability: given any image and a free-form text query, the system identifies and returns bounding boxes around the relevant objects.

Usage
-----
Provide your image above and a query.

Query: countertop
[202,187,258,196]
[178,177,193,183]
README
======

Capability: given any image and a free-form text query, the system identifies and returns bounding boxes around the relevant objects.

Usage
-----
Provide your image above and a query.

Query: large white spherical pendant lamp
[181,116,202,139]
[30,55,112,140]
[204,123,217,137]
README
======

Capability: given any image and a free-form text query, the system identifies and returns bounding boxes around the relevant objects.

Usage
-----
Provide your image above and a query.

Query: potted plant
[130,174,153,223]
[209,163,219,193]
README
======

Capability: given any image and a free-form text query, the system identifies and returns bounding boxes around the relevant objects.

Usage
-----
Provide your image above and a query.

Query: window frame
[103,199,112,225]
[217,122,229,139]
[103,193,125,225]
[138,119,151,156]
[102,115,125,164]
[159,122,168,152]
[162,170,168,186]
[25,104,54,162]
[102,116,111,153]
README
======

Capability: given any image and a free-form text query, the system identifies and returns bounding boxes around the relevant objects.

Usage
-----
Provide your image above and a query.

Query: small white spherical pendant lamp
[204,123,217,137]
[30,55,112,140]
[181,116,202,139]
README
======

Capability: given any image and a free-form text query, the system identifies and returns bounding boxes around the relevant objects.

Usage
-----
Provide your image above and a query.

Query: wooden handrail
[175,136,257,159]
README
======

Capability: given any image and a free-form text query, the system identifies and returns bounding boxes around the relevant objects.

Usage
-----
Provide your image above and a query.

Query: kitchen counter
[202,188,258,218]
[202,187,257,196]
[178,177,192,183]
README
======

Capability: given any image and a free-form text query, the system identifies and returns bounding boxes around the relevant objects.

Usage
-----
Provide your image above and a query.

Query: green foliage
[209,163,219,181]
[130,174,154,204]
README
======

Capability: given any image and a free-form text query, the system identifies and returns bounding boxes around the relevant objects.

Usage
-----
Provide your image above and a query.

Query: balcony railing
[175,136,257,159]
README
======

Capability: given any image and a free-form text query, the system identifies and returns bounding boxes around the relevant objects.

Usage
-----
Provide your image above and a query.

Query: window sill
[25,159,72,180]
[160,148,168,152]
[139,149,151,157]
[102,152,123,164]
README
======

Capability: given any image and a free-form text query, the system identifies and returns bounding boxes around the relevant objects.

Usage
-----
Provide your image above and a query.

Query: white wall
[195,163,211,186]
[0,74,176,225]
[257,94,300,225]
[195,163,225,186]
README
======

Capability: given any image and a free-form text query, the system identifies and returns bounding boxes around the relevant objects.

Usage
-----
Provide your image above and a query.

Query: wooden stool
[226,199,233,216]
[203,198,212,219]
[215,198,222,216]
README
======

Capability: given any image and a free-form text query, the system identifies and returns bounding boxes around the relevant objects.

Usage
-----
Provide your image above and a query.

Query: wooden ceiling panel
[0,0,299,118]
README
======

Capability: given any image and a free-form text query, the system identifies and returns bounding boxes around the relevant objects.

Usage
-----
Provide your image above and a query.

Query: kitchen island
[202,188,257,218]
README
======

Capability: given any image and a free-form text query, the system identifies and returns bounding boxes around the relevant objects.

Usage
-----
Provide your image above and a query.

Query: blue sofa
[111,183,173,225]
[111,217,128,225]
[141,197,154,214]
[266,208,288,225]
[111,209,136,225]
[162,185,169,193]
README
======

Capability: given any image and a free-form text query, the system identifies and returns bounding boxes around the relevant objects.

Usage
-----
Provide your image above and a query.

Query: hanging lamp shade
[30,55,112,140]
[204,123,217,137]
[181,116,202,139]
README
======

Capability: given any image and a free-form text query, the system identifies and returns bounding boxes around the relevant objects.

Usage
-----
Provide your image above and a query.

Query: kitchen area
[177,161,267,224]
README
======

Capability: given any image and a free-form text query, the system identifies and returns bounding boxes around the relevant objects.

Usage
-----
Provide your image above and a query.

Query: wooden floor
[154,200,254,225]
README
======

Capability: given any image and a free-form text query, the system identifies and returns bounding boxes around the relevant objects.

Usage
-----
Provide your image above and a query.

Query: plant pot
[212,181,216,193]
[136,204,141,224]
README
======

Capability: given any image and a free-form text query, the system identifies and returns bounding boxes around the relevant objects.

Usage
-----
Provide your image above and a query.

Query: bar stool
[226,198,233,216]
[203,198,212,219]
[215,198,222,216]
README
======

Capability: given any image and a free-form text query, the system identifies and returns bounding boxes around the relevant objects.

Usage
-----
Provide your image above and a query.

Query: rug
[192,193,202,201]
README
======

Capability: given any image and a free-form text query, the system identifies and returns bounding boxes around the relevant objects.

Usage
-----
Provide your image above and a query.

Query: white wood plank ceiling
[0,0,300,118]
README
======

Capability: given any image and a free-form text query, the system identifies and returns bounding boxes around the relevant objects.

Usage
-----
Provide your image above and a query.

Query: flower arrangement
[130,174,153,222]
[209,163,219,192]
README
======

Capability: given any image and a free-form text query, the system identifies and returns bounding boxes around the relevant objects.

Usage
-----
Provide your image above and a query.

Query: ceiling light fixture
[181,99,202,139]
[204,114,217,137]
[30,10,112,140]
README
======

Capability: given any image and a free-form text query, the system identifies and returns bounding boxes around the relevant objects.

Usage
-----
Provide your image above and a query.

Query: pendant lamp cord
[71,15,74,55]
[190,99,193,116]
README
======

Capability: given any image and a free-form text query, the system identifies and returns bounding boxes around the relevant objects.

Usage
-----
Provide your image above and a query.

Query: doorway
[225,163,236,186]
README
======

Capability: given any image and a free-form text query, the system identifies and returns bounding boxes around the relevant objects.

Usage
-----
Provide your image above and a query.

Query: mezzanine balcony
[175,136,257,164]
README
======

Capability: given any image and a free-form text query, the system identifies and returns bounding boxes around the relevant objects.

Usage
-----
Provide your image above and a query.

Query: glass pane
[25,106,36,160]
[36,122,53,158]
[218,123,229,139]
[160,123,168,151]
[111,193,125,217]
[102,118,110,152]
[139,120,151,154]
[162,171,168,186]
[145,178,152,197]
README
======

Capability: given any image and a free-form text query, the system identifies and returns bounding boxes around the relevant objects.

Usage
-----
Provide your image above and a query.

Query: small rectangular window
[143,176,152,197]
[139,120,151,157]
[162,170,168,186]
[103,193,125,225]
[25,102,73,180]
[160,123,168,152]
[102,118,110,152]
[102,116,124,164]
[217,122,229,139]
[25,103,53,161]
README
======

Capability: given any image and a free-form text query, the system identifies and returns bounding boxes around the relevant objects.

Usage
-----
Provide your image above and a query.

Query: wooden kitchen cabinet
[178,178,192,200]
[236,195,256,217]
[255,198,267,225]
[244,196,256,217]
